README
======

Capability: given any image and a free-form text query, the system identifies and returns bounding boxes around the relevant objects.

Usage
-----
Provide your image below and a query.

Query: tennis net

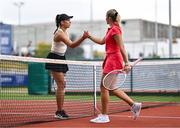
[0,55,180,127]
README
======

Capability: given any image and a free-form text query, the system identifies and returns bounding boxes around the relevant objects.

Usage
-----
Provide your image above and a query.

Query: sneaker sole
[90,118,110,123]
[54,115,69,120]
[90,120,110,123]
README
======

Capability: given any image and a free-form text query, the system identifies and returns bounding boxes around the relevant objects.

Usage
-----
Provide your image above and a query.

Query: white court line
[2,112,180,119]
[110,115,180,119]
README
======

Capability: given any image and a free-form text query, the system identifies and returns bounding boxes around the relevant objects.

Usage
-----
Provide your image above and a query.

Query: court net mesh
[0,55,180,127]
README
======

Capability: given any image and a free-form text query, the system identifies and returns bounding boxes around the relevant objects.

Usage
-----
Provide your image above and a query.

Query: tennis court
[17,105,180,127]
[0,55,180,127]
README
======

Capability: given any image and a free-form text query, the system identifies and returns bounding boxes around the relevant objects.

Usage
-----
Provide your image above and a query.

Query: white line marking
[2,112,180,119]
[110,115,180,119]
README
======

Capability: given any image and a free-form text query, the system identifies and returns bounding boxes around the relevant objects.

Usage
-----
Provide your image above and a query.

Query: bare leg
[51,71,66,111]
[100,74,110,114]
[90,73,139,123]
[112,89,134,106]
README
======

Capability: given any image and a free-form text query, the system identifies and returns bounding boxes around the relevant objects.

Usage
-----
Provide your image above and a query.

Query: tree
[34,42,51,58]
[93,50,104,59]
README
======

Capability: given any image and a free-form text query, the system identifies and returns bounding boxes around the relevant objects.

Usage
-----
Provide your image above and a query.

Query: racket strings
[104,74,118,89]
[104,72,126,90]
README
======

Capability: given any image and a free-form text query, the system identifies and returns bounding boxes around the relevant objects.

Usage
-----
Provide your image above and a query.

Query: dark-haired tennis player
[87,9,142,123]
[45,13,89,119]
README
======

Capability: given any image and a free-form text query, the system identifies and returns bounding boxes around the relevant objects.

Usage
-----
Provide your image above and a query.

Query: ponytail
[54,15,60,34]
[114,12,118,21]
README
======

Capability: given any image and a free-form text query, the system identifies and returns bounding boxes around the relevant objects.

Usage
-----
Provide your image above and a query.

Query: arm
[114,34,131,74]
[54,31,87,48]
[88,35,105,45]
[114,34,129,65]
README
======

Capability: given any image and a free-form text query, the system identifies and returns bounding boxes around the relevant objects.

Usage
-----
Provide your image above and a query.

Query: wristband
[125,63,129,66]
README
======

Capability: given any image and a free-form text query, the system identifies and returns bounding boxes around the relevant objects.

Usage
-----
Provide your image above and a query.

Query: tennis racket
[103,57,143,90]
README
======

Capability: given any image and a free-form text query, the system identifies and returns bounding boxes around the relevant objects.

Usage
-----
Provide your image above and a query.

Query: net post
[130,67,134,93]
[93,65,97,115]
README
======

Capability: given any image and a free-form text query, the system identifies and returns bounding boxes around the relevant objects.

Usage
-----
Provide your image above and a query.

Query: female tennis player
[88,9,142,123]
[45,13,88,119]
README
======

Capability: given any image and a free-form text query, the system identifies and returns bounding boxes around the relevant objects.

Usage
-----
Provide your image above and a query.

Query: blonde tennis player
[87,9,142,123]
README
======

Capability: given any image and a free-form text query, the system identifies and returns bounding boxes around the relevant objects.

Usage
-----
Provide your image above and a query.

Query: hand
[82,31,90,39]
[123,64,132,74]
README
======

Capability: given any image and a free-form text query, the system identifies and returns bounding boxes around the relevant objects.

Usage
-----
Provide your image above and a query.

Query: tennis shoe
[131,102,142,120]
[90,114,110,123]
[54,110,69,119]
